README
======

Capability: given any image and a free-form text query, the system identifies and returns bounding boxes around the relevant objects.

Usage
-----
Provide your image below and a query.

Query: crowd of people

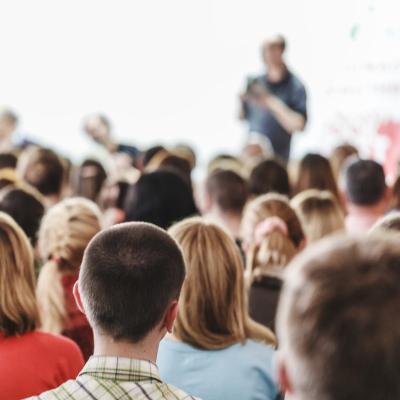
[1,105,400,400]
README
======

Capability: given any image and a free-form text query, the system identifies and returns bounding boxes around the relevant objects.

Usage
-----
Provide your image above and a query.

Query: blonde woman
[0,212,83,399]
[291,189,345,243]
[158,217,278,400]
[37,198,101,360]
[242,193,305,331]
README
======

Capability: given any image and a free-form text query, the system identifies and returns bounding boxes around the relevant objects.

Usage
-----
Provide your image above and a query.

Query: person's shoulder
[160,337,194,350]
[254,73,267,82]
[156,382,201,400]
[23,379,80,399]
[287,71,305,89]
[33,331,83,358]
[240,339,276,361]
[34,331,78,348]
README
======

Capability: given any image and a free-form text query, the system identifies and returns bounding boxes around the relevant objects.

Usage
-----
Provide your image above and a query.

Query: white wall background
[1,0,400,169]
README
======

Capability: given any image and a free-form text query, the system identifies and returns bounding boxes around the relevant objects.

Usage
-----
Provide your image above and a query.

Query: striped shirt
[26,356,199,400]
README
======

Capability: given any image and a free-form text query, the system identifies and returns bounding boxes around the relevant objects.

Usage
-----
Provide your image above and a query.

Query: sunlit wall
[1,0,399,173]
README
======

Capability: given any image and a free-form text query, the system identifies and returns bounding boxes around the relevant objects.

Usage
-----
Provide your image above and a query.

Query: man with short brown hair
[29,222,197,400]
[277,235,400,400]
[204,169,248,239]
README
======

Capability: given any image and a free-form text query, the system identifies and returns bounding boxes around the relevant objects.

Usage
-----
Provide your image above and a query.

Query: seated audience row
[1,122,400,400]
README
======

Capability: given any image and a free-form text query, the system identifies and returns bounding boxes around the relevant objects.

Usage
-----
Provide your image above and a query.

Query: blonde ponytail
[36,259,65,333]
[37,198,101,334]
[242,193,304,283]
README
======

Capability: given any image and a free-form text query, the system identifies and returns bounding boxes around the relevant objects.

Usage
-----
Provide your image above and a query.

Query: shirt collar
[79,356,163,383]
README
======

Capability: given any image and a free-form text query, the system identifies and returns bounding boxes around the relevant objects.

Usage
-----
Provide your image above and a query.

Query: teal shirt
[157,339,279,400]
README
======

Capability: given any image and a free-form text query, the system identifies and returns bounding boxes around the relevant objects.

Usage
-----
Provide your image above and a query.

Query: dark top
[248,276,283,332]
[117,143,141,158]
[243,70,307,162]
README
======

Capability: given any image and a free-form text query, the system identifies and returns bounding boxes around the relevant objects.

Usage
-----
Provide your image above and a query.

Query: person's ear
[202,191,213,214]
[115,209,126,224]
[73,281,86,315]
[242,240,249,253]
[298,237,307,251]
[339,189,348,213]
[277,354,294,396]
[383,185,392,209]
[163,301,179,334]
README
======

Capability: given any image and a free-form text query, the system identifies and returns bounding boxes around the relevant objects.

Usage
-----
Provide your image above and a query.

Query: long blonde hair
[242,193,304,281]
[169,217,276,350]
[37,198,101,333]
[0,212,39,336]
[291,189,345,243]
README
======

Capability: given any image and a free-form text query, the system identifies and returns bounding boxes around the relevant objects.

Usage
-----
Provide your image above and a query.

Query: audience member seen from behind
[124,170,198,230]
[291,189,345,243]
[242,193,305,331]
[0,212,83,400]
[18,147,65,208]
[249,158,290,198]
[295,153,339,199]
[74,159,107,203]
[36,198,101,360]
[0,185,45,246]
[99,179,130,227]
[158,218,278,400]
[145,149,193,188]
[276,235,400,400]
[341,158,389,234]
[204,169,248,241]
[140,145,166,169]
[29,222,196,400]
[330,143,358,180]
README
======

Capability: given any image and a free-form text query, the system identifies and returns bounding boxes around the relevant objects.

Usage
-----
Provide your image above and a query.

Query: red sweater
[0,331,84,400]
[61,274,94,360]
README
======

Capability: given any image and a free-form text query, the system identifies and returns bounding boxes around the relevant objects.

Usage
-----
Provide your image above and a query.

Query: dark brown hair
[75,159,107,202]
[249,158,290,197]
[295,153,339,198]
[330,143,358,179]
[20,148,64,196]
[0,185,45,245]
[80,222,186,343]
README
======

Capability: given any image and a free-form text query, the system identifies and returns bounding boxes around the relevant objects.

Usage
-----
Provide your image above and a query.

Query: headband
[254,216,288,245]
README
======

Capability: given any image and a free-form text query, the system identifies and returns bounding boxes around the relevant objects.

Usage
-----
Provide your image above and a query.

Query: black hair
[0,186,44,245]
[124,170,198,229]
[344,159,386,206]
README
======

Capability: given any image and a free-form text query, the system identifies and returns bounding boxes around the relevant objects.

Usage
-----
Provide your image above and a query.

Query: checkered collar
[79,356,163,383]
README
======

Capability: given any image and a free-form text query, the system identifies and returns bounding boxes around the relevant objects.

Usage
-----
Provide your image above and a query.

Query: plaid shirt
[26,356,199,400]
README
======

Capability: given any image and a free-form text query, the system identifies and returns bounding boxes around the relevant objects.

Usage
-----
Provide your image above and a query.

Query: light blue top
[157,339,279,400]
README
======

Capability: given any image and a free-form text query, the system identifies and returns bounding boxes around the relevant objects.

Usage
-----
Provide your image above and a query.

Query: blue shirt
[157,339,279,400]
[244,71,307,162]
